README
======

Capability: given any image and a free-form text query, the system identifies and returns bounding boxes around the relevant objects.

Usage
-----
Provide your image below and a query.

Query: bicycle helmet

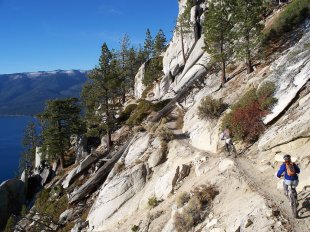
[283,154,291,161]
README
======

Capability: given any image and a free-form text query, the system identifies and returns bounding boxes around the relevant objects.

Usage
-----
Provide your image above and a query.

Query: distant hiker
[220,127,233,152]
[277,154,300,196]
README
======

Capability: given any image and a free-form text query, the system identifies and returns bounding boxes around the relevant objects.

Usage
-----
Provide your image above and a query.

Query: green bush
[198,96,228,119]
[264,0,310,42]
[143,56,164,86]
[222,83,277,142]
[148,196,158,208]
[126,100,170,127]
[35,188,68,222]
[4,215,16,232]
[131,225,140,232]
[118,104,138,122]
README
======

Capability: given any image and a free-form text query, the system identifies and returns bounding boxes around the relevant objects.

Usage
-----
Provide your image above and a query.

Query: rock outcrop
[0,179,26,229]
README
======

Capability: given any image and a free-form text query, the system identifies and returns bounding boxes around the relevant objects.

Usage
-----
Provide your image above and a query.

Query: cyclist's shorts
[284,179,299,187]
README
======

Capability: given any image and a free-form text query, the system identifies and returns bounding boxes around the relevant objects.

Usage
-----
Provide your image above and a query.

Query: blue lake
[0,116,34,183]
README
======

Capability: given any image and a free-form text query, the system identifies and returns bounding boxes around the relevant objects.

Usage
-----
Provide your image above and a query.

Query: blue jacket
[277,162,300,180]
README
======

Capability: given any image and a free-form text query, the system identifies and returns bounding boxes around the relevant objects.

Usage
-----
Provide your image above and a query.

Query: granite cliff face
[10,1,310,232]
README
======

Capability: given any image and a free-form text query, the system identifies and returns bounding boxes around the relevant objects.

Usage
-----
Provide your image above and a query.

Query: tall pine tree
[232,0,264,74]
[203,0,235,85]
[40,98,85,169]
[175,0,195,64]
[19,121,39,172]
[154,29,167,56]
[144,28,154,60]
[82,43,121,151]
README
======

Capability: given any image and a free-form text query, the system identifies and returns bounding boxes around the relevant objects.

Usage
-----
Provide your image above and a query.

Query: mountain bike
[288,182,298,218]
[224,138,237,157]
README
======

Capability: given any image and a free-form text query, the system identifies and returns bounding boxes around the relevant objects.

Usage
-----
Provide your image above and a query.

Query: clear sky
[0,0,178,74]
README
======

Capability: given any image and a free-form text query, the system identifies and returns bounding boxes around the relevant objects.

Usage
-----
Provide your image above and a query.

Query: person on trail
[220,127,233,152]
[277,154,300,196]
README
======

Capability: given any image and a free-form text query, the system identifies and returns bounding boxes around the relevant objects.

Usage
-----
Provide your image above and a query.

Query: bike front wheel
[290,193,298,218]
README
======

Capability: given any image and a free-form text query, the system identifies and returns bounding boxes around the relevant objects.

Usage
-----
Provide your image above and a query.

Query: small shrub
[222,83,277,142]
[174,196,202,232]
[148,196,158,208]
[183,196,202,222]
[131,225,140,232]
[126,99,170,127]
[114,161,125,173]
[118,104,138,122]
[198,96,228,119]
[191,185,218,205]
[175,109,184,130]
[126,100,154,126]
[264,0,310,43]
[257,81,278,110]
[4,215,16,232]
[176,192,190,208]
[35,188,68,222]
[174,211,194,232]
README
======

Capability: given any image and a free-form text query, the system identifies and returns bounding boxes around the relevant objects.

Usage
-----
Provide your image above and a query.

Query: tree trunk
[59,155,65,170]
[107,128,112,152]
[122,88,126,104]
[69,138,134,204]
[221,60,226,86]
[245,34,254,74]
[181,29,186,65]
[246,57,254,74]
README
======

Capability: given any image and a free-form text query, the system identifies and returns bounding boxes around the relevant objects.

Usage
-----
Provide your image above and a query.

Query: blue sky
[0,0,178,74]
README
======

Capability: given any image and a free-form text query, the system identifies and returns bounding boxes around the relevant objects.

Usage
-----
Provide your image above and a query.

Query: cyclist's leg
[283,180,289,196]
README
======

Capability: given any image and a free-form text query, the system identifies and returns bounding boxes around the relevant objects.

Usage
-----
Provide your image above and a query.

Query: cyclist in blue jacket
[277,154,300,196]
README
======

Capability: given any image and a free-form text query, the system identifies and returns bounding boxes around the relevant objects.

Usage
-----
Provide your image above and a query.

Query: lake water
[0,116,34,183]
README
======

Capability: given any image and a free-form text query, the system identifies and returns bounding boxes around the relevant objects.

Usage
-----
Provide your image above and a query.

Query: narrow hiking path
[172,129,310,231]
[235,155,310,232]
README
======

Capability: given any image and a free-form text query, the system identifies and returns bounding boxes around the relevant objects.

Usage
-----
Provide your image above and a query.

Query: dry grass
[191,185,218,205]
[176,192,190,208]
[114,161,125,174]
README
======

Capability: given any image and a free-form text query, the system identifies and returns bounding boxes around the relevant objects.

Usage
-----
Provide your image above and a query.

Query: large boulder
[0,179,26,229]
[87,163,147,231]
[263,29,310,124]
[258,90,310,151]
[125,132,150,166]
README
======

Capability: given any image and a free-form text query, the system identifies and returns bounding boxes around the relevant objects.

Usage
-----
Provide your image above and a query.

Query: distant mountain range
[0,70,89,115]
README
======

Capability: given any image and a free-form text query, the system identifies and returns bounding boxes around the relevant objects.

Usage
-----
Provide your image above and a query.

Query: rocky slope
[9,1,310,232]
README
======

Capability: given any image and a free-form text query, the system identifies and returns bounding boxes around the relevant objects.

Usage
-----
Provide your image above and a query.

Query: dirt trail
[235,156,310,232]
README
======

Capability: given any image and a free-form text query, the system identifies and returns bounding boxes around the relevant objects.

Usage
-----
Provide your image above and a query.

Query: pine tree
[154,29,167,56]
[119,34,131,104]
[19,121,39,172]
[232,0,264,74]
[82,43,122,151]
[144,28,154,60]
[203,0,235,85]
[40,98,85,169]
[127,47,139,91]
[175,0,195,64]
